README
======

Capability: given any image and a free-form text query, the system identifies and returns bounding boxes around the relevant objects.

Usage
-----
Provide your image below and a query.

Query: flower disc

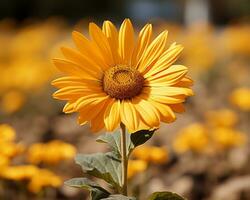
[103,65,144,99]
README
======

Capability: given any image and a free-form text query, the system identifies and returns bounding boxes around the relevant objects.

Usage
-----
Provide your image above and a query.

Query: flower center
[103,65,144,99]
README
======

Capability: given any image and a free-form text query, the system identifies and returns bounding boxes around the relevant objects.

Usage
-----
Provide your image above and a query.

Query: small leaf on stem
[96,131,123,157]
[75,152,122,191]
[96,129,156,157]
[130,129,155,148]
[65,177,110,199]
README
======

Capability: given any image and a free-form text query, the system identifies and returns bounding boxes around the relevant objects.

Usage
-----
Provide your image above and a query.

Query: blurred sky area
[0,0,249,25]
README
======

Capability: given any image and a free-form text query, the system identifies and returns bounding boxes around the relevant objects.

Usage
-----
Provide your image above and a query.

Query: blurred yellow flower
[0,124,65,194]
[27,140,76,165]
[10,20,66,58]
[230,88,250,111]
[0,124,16,142]
[0,142,25,158]
[28,169,62,193]
[132,146,168,164]
[0,156,9,169]
[0,165,38,181]
[173,123,209,153]
[0,20,65,105]
[211,128,246,150]
[0,124,25,158]
[1,90,25,114]
[205,109,238,128]
[0,165,62,193]
[181,23,216,73]
[221,25,250,56]
[1,59,54,92]
[128,160,148,179]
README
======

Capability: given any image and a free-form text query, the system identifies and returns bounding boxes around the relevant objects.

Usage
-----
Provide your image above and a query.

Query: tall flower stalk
[120,123,128,195]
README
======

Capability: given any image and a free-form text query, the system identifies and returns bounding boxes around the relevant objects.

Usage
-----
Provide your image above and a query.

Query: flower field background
[0,17,249,200]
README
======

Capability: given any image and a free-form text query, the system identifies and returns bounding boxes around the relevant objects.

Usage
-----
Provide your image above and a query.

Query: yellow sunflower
[52,19,193,133]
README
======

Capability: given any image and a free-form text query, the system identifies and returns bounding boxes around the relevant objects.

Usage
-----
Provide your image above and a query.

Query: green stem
[120,123,128,196]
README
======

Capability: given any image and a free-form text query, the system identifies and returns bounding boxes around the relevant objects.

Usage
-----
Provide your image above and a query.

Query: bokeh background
[0,0,249,199]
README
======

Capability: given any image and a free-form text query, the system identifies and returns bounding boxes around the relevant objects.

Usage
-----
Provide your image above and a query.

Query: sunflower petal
[78,99,109,126]
[104,99,120,131]
[145,65,188,86]
[51,76,100,89]
[149,99,176,123]
[148,65,188,81]
[173,76,194,87]
[74,93,108,111]
[72,31,109,70]
[91,98,114,132]
[120,100,139,132]
[137,30,168,73]
[63,102,76,113]
[145,86,194,96]
[102,20,121,64]
[131,24,152,67]
[53,86,101,100]
[144,44,183,78]
[169,103,185,113]
[132,97,160,128]
[61,47,103,76]
[119,19,135,65]
[137,120,151,130]
[53,59,99,80]
[149,95,186,104]
[89,23,114,67]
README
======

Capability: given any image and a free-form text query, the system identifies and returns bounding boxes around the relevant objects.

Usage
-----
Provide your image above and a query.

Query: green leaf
[96,131,122,157]
[130,129,155,149]
[75,152,122,191]
[148,191,186,200]
[64,177,110,200]
[97,129,156,157]
[102,194,137,200]
[96,130,132,157]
